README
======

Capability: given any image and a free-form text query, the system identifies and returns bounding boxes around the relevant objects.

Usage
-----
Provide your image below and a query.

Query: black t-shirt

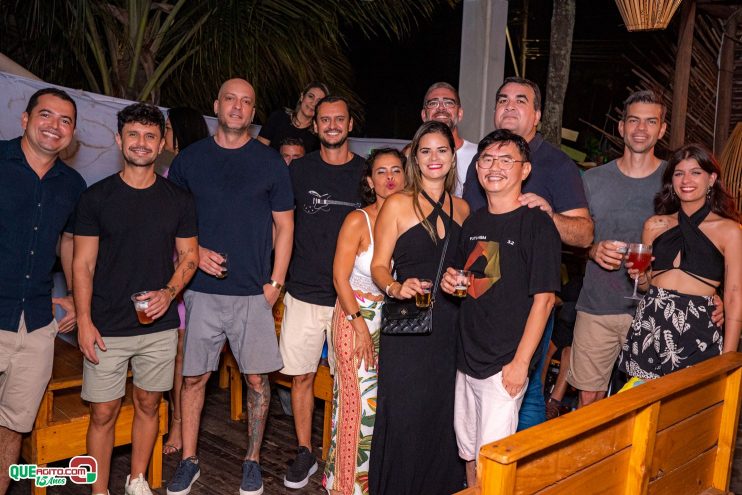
[168,137,294,296]
[74,174,198,337]
[456,206,561,379]
[258,110,320,152]
[288,151,365,306]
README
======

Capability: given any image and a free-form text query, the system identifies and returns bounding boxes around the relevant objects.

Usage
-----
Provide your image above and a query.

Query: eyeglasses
[476,155,526,170]
[424,98,458,109]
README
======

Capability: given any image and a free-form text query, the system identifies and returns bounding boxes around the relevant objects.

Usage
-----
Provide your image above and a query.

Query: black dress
[369,195,466,495]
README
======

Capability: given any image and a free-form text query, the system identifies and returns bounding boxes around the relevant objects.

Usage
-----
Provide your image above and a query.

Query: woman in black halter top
[619,144,741,380]
[369,122,470,494]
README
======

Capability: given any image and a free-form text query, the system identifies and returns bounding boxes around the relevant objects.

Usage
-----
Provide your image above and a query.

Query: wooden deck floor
[10,377,742,494]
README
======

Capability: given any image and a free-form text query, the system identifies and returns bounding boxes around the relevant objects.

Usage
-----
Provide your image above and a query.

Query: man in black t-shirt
[280,96,365,489]
[74,103,198,495]
[441,130,560,487]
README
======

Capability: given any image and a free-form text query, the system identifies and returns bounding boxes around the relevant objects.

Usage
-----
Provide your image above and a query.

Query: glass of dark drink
[416,279,433,308]
[453,269,471,297]
[215,252,228,279]
[625,243,652,300]
[131,291,154,324]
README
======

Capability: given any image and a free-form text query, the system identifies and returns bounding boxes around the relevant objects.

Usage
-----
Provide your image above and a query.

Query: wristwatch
[346,310,362,321]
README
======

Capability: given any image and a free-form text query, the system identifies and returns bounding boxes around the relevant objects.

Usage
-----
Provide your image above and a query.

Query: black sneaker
[167,457,200,495]
[240,460,263,495]
[283,446,318,489]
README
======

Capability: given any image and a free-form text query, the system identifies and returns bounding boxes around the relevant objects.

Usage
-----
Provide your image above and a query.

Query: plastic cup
[131,291,154,324]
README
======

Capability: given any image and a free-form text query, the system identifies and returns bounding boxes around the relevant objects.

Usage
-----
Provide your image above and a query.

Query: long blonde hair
[405,121,457,242]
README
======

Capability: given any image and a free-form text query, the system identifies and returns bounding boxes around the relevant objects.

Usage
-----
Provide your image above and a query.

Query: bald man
[167,79,295,495]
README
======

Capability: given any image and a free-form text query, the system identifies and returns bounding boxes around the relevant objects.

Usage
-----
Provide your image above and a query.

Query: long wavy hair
[405,121,457,242]
[654,143,739,222]
[290,81,329,127]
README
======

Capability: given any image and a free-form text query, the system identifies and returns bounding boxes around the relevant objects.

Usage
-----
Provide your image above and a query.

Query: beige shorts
[0,317,58,433]
[454,370,527,462]
[82,329,178,403]
[567,312,633,392]
[279,292,335,375]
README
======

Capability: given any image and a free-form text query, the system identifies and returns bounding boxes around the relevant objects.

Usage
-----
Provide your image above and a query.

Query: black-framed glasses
[476,155,526,170]
[424,98,457,109]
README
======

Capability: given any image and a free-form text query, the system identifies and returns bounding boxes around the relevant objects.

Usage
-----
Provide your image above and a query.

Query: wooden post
[670,0,696,149]
[624,402,660,495]
[714,19,738,155]
[712,367,742,490]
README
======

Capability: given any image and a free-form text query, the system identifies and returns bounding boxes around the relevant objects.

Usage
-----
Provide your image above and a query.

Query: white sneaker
[125,474,153,495]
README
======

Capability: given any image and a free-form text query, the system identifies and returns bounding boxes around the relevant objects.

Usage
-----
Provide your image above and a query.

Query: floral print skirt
[323,294,382,495]
[619,285,719,380]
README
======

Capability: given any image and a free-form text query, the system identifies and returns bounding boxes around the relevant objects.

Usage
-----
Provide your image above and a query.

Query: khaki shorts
[279,292,335,375]
[567,312,633,392]
[81,329,178,403]
[0,317,58,433]
[454,370,527,462]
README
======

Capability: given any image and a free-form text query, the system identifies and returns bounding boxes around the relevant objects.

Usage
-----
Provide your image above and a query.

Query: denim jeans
[516,311,555,431]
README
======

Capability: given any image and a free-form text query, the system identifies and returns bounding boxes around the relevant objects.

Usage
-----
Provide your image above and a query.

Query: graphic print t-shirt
[288,151,365,306]
[456,206,561,379]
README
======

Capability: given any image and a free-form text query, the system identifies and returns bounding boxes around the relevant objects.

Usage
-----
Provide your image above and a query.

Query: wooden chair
[457,352,742,495]
[21,339,167,495]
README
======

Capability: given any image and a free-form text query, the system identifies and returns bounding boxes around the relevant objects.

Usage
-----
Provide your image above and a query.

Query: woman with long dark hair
[368,121,469,494]
[619,143,741,382]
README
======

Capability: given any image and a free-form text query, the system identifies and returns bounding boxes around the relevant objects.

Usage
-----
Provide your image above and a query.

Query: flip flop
[163,443,182,456]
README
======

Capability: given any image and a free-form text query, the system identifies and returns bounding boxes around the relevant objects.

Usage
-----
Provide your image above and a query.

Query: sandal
[164,417,183,455]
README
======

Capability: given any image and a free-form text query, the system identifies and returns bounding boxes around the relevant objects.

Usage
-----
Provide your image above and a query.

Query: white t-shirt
[455,139,478,197]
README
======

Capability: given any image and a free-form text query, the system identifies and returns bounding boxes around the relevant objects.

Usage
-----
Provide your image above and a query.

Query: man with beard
[0,88,86,495]
[280,95,365,489]
[167,79,294,495]
[74,103,199,495]
[420,82,477,197]
[566,90,676,407]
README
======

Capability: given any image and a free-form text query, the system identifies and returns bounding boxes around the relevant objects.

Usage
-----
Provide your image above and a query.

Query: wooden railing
[458,352,742,495]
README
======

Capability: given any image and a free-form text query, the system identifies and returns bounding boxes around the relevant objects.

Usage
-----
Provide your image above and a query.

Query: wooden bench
[21,339,167,495]
[457,352,742,495]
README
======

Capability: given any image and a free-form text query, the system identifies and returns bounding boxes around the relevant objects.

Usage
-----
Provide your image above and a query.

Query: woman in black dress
[369,121,469,494]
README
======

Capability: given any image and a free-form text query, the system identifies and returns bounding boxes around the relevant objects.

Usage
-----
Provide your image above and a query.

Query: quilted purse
[381,196,452,336]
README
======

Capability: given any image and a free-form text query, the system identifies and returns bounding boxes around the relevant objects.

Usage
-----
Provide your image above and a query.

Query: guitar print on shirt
[304,190,361,214]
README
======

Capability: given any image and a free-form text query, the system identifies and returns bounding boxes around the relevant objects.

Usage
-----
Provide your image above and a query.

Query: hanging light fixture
[614,0,683,31]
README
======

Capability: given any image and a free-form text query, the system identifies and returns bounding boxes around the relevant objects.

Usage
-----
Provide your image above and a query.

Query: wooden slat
[657,377,725,430]
[534,448,630,495]
[478,460,517,495]
[651,403,722,478]
[712,367,742,490]
[514,415,633,494]
[648,446,716,495]
[625,402,661,495]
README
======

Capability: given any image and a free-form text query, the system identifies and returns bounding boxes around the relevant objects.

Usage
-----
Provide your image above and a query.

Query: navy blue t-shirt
[462,133,588,214]
[168,137,294,296]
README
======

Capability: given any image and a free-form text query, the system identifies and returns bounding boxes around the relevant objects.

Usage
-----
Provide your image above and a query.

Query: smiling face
[314,100,353,149]
[416,131,454,180]
[494,82,541,141]
[116,122,165,168]
[368,152,405,200]
[21,94,76,157]
[619,102,666,155]
[672,158,716,204]
[214,79,256,134]
[299,86,327,120]
[421,86,463,130]
[476,141,531,196]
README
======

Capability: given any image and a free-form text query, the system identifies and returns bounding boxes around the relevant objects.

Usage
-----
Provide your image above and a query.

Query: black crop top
[651,203,724,288]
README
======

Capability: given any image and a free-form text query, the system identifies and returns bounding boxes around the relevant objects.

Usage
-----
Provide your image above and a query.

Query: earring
[706,186,711,200]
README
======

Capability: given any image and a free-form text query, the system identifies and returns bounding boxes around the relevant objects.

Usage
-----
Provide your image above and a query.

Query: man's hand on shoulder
[518,192,553,217]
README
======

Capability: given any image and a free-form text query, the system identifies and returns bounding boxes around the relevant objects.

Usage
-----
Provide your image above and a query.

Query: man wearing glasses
[441,129,561,487]
[421,82,478,197]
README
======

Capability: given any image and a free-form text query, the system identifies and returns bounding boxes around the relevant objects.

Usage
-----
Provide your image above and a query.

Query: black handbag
[381,194,452,336]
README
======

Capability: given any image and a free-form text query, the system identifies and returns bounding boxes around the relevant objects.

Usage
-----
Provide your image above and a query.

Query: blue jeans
[517,312,555,431]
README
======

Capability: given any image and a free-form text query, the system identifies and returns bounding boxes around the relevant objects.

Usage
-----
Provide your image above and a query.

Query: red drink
[627,251,651,272]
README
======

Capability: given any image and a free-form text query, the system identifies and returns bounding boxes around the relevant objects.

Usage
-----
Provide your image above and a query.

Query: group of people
[0,75,739,495]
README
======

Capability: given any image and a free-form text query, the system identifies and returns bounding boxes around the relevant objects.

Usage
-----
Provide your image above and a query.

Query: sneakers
[240,460,264,495]
[125,474,153,495]
[167,457,201,495]
[284,446,318,489]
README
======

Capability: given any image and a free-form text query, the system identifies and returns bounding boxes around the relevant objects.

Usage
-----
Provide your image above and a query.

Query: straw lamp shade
[719,123,742,212]
[615,0,683,31]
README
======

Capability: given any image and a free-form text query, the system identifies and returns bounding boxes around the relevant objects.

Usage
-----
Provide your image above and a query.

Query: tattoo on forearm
[246,374,270,458]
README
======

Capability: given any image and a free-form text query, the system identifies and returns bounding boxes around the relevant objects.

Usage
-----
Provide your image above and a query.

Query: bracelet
[269,279,283,291]
[384,282,399,298]
[346,310,362,321]
[66,288,74,296]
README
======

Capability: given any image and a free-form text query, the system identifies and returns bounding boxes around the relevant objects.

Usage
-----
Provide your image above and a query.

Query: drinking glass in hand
[625,243,652,300]
[215,252,228,279]
[453,269,471,298]
[131,291,154,325]
[416,279,433,308]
